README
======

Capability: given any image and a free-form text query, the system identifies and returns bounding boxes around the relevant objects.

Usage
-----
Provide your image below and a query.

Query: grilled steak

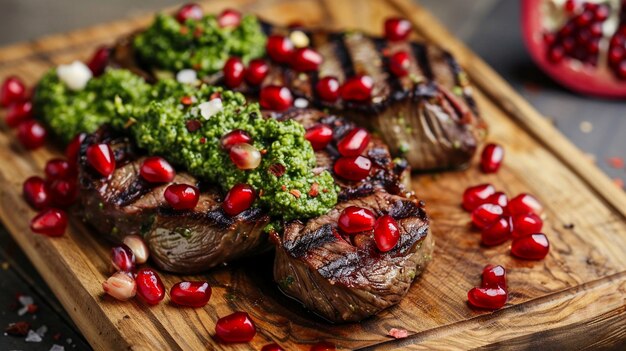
[273,191,432,322]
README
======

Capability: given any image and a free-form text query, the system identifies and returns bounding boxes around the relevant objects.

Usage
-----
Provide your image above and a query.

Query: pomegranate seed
[5,100,33,128]
[65,133,86,166]
[511,233,550,260]
[223,57,245,88]
[86,46,110,77]
[563,0,576,13]
[17,120,46,150]
[315,76,340,102]
[48,179,78,207]
[340,75,373,102]
[217,8,241,28]
[471,203,504,229]
[102,272,136,301]
[291,48,323,71]
[262,343,285,351]
[266,35,294,63]
[374,215,400,252]
[244,59,269,86]
[30,208,67,237]
[1,76,26,107]
[221,129,252,150]
[508,193,543,216]
[135,268,165,305]
[86,143,115,177]
[482,265,506,289]
[310,342,336,351]
[215,311,256,343]
[485,192,508,212]
[337,128,371,157]
[229,143,262,170]
[333,156,372,181]
[389,51,411,77]
[222,184,256,216]
[467,287,507,309]
[140,157,175,183]
[259,85,293,111]
[123,235,149,264]
[305,124,333,151]
[175,3,203,23]
[23,176,50,210]
[170,281,211,307]
[462,184,496,211]
[111,244,136,272]
[481,217,512,246]
[164,184,200,210]
[511,213,543,239]
[384,17,412,41]
[338,206,376,234]
[45,158,72,180]
[480,143,504,173]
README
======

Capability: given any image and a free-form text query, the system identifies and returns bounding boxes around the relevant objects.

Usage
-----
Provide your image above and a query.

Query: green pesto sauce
[133,13,266,76]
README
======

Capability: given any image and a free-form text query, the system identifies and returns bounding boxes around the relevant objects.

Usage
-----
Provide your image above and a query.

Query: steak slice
[274,191,432,322]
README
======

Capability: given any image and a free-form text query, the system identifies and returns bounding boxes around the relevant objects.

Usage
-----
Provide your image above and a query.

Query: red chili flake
[180,96,193,106]
[260,149,268,155]
[5,321,30,336]
[269,163,286,177]
[210,92,221,100]
[192,63,202,70]
[388,328,408,339]
[26,304,38,314]
[308,182,319,197]
[180,26,189,35]
[322,188,329,193]
[199,137,207,144]
[258,189,264,197]
[289,189,301,198]
[607,157,625,169]
[281,185,287,191]
[614,178,624,189]
[193,27,203,38]
[186,120,202,133]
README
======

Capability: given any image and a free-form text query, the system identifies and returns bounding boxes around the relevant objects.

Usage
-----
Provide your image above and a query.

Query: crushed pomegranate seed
[388,328,409,339]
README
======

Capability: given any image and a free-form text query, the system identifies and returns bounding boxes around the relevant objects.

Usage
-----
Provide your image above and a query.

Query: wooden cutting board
[0,0,625,350]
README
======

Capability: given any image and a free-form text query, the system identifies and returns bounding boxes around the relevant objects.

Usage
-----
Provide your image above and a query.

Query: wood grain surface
[0,0,625,350]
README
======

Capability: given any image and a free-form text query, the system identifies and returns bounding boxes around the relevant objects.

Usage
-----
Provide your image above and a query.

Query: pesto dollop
[133,13,266,76]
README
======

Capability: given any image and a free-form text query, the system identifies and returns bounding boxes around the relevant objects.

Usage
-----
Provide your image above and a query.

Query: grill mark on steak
[411,42,434,80]
[373,37,405,97]
[283,224,337,258]
[332,33,356,78]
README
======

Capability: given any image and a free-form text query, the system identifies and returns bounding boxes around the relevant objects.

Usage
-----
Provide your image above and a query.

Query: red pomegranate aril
[467,287,507,310]
[223,57,245,88]
[23,176,50,210]
[291,48,323,71]
[389,51,411,77]
[111,244,136,272]
[17,120,46,150]
[310,341,336,351]
[338,206,376,234]
[481,217,512,246]
[482,264,507,290]
[374,215,400,252]
[266,35,294,63]
[45,159,72,181]
[508,193,543,216]
[221,129,252,150]
[334,156,372,181]
[1,76,26,107]
[170,281,211,307]
[511,233,550,260]
[511,213,543,239]
[315,76,340,102]
[30,208,67,237]
[480,143,504,173]
[471,203,504,229]
[65,133,86,166]
[259,85,293,111]
[261,343,285,351]
[485,192,508,212]
[217,8,241,28]
[215,311,256,343]
[222,184,256,216]
[140,157,175,183]
[229,143,262,170]
[86,143,115,177]
[135,268,165,305]
[462,184,496,211]
[103,272,136,301]
[384,17,412,41]
[48,179,78,207]
[123,235,149,264]
[164,184,199,210]
[244,59,269,86]
[337,128,371,157]
[176,3,203,23]
[340,75,373,102]
[5,100,33,128]
[305,124,333,151]
[87,46,110,76]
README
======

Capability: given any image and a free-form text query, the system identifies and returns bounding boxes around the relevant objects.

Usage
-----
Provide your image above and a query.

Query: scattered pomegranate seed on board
[511,233,550,260]
[135,268,165,305]
[102,272,136,301]
[30,208,67,237]
[480,143,504,173]
[17,120,47,150]
[111,245,136,272]
[471,203,504,229]
[462,184,496,211]
[215,311,256,343]
[467,286,507,310]
[23,176,50,210]
[170,281,211,307]
[0,76,27,107]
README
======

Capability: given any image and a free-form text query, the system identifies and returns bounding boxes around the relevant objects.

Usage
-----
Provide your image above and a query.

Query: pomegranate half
[521,0,626,97]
